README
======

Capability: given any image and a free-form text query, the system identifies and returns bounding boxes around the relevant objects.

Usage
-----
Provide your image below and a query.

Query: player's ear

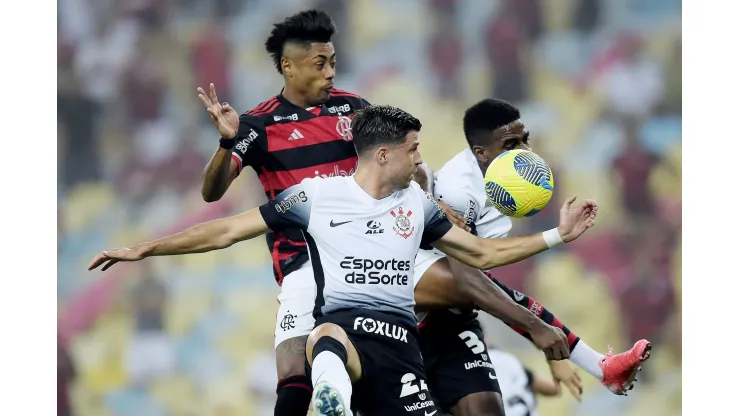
[472,145,489,164]
[281,57,292,77]
[376,146,389,165]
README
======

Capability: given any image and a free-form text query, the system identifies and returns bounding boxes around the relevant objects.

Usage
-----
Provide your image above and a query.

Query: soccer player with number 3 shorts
[411,98,651,415]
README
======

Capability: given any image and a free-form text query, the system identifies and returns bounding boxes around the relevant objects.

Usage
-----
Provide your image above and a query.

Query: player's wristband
[542,228,564,248]
[219,137,236,149]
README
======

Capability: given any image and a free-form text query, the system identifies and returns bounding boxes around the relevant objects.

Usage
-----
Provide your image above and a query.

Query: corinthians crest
[390,207,414,239]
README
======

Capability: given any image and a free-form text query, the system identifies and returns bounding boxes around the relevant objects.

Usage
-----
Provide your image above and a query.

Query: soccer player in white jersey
[87,105,598,416]
[486,346,562,416]
[413,98,651,415]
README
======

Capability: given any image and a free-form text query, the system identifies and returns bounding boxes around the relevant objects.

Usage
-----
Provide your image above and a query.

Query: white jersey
[434,148,512,240]
[487,349,538,416]
[259,176,453,321]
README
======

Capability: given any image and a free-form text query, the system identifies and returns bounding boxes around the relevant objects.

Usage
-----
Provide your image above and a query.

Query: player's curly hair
[463,99,521,148]
[352,105,422,155]
[265,9,337,73]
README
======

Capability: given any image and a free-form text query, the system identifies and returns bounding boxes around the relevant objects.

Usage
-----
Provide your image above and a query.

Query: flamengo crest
[390,207,414,239]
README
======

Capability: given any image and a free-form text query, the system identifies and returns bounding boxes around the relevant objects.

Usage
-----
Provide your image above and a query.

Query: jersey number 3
[459,330,486,354]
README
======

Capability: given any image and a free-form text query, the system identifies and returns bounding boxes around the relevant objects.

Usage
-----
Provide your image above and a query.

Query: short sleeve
[434,175,480,236]
[419,188,453,246]
[258,178,318,232]
[524,368,534,388]
[231,114,267,175]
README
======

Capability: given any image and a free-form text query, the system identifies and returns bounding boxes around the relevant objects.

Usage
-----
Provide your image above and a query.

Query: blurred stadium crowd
[57,0,681,415]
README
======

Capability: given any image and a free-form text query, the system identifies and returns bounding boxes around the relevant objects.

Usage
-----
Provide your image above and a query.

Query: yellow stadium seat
[350,0,395,49]
[202,376,252,416]
[532,255,625,351]
[64,183,115,231]
[150,376,198,414]
[648,144,682,200]
[559,171,622,229]
[165,291,213,336]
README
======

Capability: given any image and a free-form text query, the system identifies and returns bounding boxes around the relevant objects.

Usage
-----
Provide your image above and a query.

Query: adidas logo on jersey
[288,129,304,140]
[353,317,408,343]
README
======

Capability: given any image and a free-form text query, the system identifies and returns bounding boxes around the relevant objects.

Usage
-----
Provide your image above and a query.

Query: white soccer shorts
[413,248,447,288]
[274,248,448,348]
[274,260,318,349]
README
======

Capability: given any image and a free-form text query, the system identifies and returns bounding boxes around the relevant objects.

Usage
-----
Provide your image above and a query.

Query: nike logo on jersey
[479,210,489,219]
[330,220,352,227]
[425,411,438,416]
[489,373,497,379]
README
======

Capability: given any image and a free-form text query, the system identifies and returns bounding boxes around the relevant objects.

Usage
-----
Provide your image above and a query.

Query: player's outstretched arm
[87,209,270,271]
[447,258,571,360]
[433,196,597,270]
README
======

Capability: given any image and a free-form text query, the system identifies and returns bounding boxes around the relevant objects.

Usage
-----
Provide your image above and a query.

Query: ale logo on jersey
[353,317,408,342]
[390,207,414,239]
[336,116,353,142]
[366,220,383,235]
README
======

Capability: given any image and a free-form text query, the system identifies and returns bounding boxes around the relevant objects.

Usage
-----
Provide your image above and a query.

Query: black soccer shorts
[419,310,501,412]
[313,308,444,416]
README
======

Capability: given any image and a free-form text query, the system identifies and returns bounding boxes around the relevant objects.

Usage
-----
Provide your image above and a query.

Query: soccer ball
[484,149,554,218]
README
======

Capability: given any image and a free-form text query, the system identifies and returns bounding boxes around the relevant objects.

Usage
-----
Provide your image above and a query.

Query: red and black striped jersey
[231,88,370,284]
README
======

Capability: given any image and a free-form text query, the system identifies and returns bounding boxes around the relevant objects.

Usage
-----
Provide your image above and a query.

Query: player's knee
[306,323,350,366]
[453,392,505,416]
[276,336,309,379]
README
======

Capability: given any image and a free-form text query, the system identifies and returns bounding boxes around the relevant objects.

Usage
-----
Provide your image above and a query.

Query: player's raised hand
[87,247,146,271]
[197,83,239,139]
[437,200,471,232]
[548,360,583,402]
[556,195,598,243]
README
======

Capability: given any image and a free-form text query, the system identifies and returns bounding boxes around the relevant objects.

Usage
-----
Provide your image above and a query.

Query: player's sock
[275,375,313,416]
[311,336,352,411]
[570,340,606,380]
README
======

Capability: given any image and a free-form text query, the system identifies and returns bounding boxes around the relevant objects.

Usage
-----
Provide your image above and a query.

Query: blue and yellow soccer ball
[484,149,554,218]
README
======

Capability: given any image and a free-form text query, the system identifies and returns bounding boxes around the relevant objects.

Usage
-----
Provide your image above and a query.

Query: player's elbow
[201,186,225,203]
[202,192,222,203]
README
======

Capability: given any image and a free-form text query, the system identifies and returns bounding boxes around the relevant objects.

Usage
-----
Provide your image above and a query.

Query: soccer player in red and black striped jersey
[197,11,378,415]
[196,9,587,416]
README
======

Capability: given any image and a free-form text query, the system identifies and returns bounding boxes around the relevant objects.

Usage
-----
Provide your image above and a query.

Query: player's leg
[419,312,503,416]
[273,262,321,416]
[275,336,312,416]
[450,392,505,416]
[308,309,443,416]
[413,252,503,416]
[487,274,652,394]
[306,323,363,415]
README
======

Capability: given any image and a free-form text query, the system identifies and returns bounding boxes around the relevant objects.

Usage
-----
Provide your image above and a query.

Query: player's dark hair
[352,105,422,155]
[265,10,336,73]
[463,99,521,148]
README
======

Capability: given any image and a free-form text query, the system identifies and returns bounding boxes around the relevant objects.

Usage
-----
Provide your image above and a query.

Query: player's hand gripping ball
[484,149,554,218]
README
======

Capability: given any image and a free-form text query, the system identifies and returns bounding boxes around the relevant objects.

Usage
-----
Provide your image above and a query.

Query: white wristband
[542,228,564,248]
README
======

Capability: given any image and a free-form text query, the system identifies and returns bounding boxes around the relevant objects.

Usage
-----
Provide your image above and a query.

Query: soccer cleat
[599,339,652,395]
[310,382,347,416]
